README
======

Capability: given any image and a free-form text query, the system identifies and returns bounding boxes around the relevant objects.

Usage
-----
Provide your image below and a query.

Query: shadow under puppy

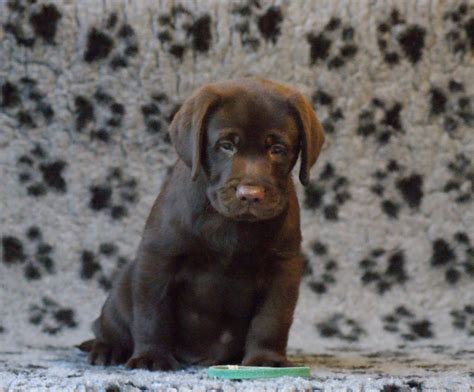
[78,77,325,370]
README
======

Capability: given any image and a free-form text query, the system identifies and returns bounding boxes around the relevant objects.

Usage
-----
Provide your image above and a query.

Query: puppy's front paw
[242,350,291,367]
[126,350,180,371]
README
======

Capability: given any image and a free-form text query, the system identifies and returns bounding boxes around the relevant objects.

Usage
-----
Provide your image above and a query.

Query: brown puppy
[78,77,325,370]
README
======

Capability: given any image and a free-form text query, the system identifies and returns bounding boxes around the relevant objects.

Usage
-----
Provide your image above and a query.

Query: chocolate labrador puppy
[78,77,325,370]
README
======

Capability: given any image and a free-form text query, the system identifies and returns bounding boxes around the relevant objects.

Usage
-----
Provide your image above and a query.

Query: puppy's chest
[200,220,271,258]
[173,256,269,317]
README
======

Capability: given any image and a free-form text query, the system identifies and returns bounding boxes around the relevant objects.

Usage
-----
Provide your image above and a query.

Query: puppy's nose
[236,185,265,203]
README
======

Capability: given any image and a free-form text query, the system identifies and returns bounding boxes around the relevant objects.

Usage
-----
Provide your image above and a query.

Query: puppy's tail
[75,339,95,352]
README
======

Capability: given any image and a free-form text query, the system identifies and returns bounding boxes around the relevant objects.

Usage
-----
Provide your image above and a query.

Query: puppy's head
[169,77,325,222]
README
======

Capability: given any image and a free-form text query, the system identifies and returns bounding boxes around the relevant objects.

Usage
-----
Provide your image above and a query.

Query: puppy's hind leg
[78,264,134,366]
[85,338,129,366]
[81,304,132,366]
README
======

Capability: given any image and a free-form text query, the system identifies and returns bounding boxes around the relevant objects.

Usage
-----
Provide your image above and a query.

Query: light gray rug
[1,346,473,391]
[1,0,473,390]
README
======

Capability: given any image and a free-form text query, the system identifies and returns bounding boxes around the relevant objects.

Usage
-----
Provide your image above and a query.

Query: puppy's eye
[219,141,236,153]
[269,144,287,156]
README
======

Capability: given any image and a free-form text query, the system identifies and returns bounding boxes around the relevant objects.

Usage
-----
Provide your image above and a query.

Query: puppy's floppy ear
[288,92,325,186]
[169,86,219,180]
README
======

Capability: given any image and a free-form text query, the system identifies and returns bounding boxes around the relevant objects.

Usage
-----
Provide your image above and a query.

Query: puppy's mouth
[219,206,282,222]
[208,185,287,222]
[233,210,266,222]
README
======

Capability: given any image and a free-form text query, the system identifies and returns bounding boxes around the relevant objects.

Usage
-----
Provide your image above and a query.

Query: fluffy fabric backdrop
[1,0,473,390]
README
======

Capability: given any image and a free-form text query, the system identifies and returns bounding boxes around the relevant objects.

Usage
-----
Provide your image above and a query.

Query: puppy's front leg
[242,256,303,367]
[126,250,180,371]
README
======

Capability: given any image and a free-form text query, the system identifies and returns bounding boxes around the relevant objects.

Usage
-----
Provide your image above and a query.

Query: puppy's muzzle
[235,185,265,204]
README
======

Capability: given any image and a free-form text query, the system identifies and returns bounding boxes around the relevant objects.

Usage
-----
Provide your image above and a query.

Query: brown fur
[78,77,325,370]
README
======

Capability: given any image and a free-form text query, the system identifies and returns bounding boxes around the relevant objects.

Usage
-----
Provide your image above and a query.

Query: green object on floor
[207,365,311,379]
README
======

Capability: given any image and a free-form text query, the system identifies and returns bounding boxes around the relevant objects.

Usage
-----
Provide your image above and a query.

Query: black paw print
[444,3,474,55]
[443,153,473,203]
[429,80,474,137]
[80,242,128,291]
[141,92,180,144]
[89,168,138,220]
[316,313,365,342]
[306,17,358,68]
[359,248,408,294]
[231,0,283,51]
[383,306,434,341]
[450,304,474,336]
[304,241,338,295]
[73,88,125,143]
[3,0,61,47]
[17,143,67,197]
[370,159,423,218]
[0,77,54,128]
[304,163,351,221]
[1,226,55,281]
[356,98,404,144]
[84,12,139,69]
[0,325,4,334]
[29,296,77,335]
[376,8,426,65]
[430,232,474,285]
[312,89,344,135]
[157,5,212,60]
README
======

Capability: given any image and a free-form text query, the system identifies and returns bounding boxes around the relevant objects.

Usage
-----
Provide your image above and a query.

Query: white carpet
[1,345,473,391]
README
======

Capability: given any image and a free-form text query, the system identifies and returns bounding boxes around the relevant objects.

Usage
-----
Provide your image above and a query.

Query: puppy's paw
[86,340,128,366]
[242,350,291,367]
[126,350,180,371]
